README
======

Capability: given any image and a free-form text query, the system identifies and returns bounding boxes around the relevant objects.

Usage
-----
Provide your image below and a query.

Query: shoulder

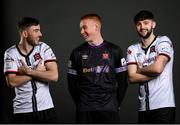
[5,45,17,54]
[156,35,173,45]
[38,41,51,48]
[72,43,87,53]
[157,35,170,41]
[37,42,55,52]
[105,41,121,49]
[127,42,140,51]
[104,41,123,55]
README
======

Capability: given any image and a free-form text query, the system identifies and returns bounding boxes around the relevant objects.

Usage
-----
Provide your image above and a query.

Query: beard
[26,36,40,46]
[138,28,153,39]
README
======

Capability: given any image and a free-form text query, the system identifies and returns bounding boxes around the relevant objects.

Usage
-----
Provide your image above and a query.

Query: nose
[39,31,42,37]
[140,23,147,29]
[80,28,84,35]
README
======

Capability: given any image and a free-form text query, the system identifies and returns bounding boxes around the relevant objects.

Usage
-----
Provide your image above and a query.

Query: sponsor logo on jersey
[83,65,109,73]
[5,55,14,62]
[145,56,156,64]
[161,45,170,53]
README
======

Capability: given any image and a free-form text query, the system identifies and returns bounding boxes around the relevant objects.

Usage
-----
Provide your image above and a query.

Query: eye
[144,22,149,25]
[34,29,40,32]
[136,23,141,27]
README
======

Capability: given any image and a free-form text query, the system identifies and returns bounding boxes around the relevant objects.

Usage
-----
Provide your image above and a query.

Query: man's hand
[18,60,32,75]
[36,60,46,71]
[137,62,143,69]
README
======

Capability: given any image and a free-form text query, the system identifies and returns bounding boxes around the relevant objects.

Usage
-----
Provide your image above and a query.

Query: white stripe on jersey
[127,36,175,111]
[4,42,56,113]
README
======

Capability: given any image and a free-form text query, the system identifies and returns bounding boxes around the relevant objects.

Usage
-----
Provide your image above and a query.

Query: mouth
[82,34,88,40]
[140,29,148,33]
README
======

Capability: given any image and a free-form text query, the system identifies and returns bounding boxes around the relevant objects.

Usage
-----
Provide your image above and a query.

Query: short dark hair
[134,10,154,24]
[17,17,39,32]
[80,13,102,24]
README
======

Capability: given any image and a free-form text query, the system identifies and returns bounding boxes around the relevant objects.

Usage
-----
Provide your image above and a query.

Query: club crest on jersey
[82,54,88,60]
[102,53,109,59]
[150,46,156,53]
[33,52,42,61]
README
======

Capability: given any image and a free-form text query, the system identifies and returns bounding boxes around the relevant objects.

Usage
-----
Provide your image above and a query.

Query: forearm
[137,55,168,76]
[116,72,128,106]
[27,69,58,82]
[6,75,32,87]
[67,74,79,104]
[128,73,154,83]
[137,64,160,76]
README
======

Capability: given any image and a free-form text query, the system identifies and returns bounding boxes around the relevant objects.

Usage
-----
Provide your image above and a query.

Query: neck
[18,39,33,55]
[88,34,104,46]
[141,34,156,48]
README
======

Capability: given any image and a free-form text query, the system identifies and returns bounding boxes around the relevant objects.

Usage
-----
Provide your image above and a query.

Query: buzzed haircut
[17,17,39,32]
[134,10,154,24]
[80,13,102,24]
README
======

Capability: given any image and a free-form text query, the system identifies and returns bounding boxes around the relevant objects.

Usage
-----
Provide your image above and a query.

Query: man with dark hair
[67,13,128,123]
[4,17,59,123]
[127,10,176,123]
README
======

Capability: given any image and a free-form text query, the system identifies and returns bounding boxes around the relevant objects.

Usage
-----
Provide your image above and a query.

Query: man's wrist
[26,67,33,76]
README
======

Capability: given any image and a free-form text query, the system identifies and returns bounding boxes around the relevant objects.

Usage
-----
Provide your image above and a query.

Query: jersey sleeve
[67,49,79,104]
[114,46,128,107]
[4,50,18,75]
[126,45,137,65]
[157,37,173,60]
[67,50,78,76]
[42,43,57,64]
[114,47,127,74]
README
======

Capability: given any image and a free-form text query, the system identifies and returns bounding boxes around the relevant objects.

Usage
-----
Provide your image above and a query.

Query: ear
[95,22,100,31]
[152,20,156,29]
[22,30,28,38]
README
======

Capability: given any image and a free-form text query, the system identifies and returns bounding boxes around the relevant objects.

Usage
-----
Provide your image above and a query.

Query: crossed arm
[128,55,169,83]
[6,60,58,87]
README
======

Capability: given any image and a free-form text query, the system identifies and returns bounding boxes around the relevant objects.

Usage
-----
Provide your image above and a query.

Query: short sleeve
[42,43,57,63]
[157,37,173,60]
[4,51,18,74]
[126,45,137,65]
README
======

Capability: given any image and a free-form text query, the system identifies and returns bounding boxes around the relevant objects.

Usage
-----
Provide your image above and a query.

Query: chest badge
[33,52,42,61]
[102,53,109,60]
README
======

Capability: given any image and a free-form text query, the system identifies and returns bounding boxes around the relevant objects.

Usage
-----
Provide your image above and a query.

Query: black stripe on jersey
[141,36,157,54]
[16,45,38,112]
[31,80,38,112]
[159,53,171,61]
[25,56,38,112]
[44,59,57,64]
[44,47,51,53]
[16,45,34,57]
[145,82,150,111]
[4,71,17,75]
[127,62,137,65]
